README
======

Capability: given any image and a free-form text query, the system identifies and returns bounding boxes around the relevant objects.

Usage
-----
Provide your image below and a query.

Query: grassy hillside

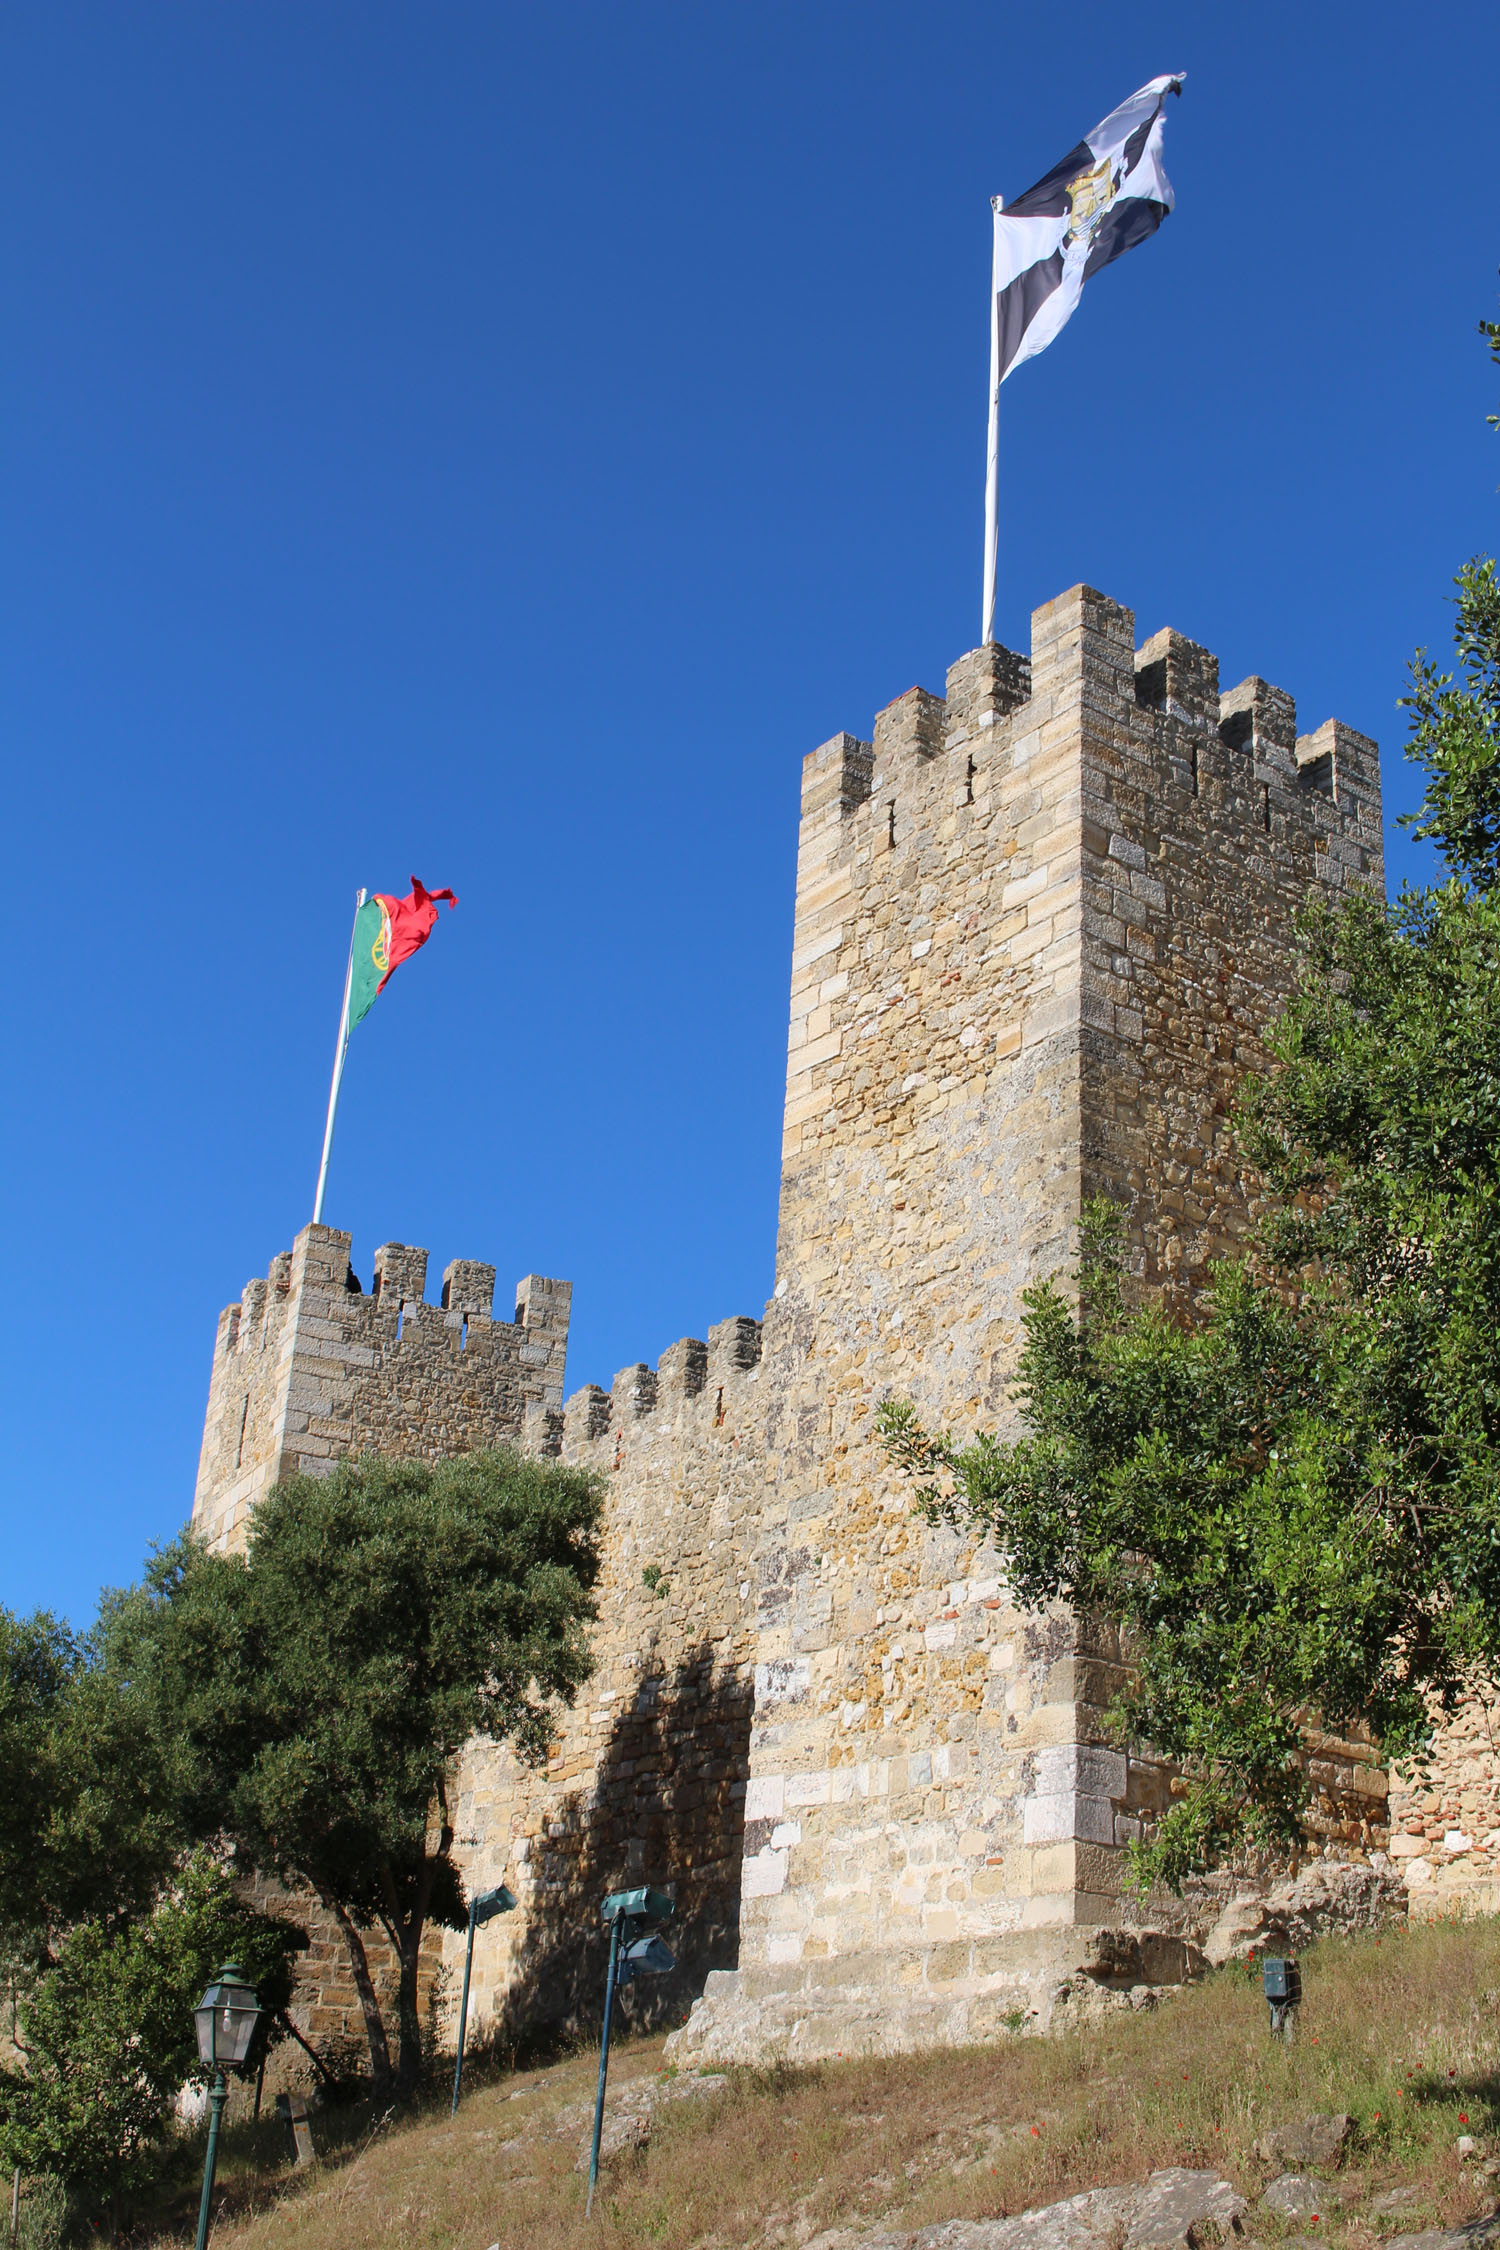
[145,1916,1498,2250]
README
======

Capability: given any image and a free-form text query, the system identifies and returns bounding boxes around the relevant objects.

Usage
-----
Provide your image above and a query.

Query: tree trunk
[330,1902,394,2098]
[394,1920,425,2102]
[381,1839,444,2102]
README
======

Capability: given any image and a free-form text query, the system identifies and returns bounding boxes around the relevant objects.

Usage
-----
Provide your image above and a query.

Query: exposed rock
[1201,1862,1407,1966]
[570,2069,729,2167]
[1260,2176,1327,2218]
[1384,2222,1500,2250]
[844,2170,1247,2250]
[1081,1932,1209,1989]
[1124,2168,1249,2246]
[1371,2188,1427,2215]
[1255,2116,1352,2168]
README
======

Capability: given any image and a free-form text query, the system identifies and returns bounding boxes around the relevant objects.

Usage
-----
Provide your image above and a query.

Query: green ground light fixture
[192,1963,264,2250]
[586,1888,677,2218]
[450,1883,518,2116]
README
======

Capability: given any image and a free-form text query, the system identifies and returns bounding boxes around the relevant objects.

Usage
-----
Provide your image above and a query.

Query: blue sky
[4,1,1498,1624]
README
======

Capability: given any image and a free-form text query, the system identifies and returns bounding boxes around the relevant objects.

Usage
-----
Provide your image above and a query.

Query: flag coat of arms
[346,877,457,1031]
[993,72,1184,386]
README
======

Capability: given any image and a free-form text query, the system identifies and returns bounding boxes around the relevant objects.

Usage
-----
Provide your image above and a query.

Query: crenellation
[709,1315,763,1374]
[564,1385,612,1444]
[1297,716,1381,825]
[440,1257,495,1315]
[613,1363,659,1419]
[945,641,1031,747]
[372,1241,428,1306]
[1133,626,1219,727]
[802,731,875,821]
[873,684,946,769]
[658,1337,709,1398]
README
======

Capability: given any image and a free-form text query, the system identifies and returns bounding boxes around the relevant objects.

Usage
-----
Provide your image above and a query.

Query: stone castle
[191,582,1499,2064]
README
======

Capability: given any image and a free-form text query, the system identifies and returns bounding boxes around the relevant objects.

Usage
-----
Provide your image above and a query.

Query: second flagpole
[981,197,1003,649]
[312,889,367,1227]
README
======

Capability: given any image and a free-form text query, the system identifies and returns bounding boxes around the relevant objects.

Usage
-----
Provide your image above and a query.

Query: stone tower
[192,582,1387,2062]
[193,1229,571,1553]
[672,583,1383,2059]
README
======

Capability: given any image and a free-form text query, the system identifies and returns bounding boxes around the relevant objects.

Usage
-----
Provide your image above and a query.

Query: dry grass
[162,1915,1500,2250]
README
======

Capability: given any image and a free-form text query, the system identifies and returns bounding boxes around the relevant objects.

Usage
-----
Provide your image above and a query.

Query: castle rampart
[193,581,1400,2069]
[192,1224,570,1553]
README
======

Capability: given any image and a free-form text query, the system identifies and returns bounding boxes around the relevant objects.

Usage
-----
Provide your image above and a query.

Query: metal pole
[585,1918,624,2219]
[981,199,1003,649]
[194,2069,228,2250]
[450,1901,479,2117]
[311,889,366,1225]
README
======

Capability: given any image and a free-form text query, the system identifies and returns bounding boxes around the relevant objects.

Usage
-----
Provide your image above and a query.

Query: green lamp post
[450,1883,517,2116]
[192,1963,263,2250]
[586,1888,676,2218]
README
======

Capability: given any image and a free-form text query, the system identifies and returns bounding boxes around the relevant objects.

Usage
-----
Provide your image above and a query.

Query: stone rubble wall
[444,1318,767,2045]
[1389,1693,1500,1919]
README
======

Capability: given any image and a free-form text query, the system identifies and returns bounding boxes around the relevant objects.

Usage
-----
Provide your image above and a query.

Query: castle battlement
[818,591,1379,868]
[193,1223,571,1553]
[551,1316,764,1459]
[192,579,1398,2066]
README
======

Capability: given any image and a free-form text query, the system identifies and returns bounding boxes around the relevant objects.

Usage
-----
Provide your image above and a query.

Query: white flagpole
[981,198,1003,649]
[312,888,367,1226]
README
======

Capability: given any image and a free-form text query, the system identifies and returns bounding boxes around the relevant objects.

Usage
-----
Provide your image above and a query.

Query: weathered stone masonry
[194,581,1477,2072]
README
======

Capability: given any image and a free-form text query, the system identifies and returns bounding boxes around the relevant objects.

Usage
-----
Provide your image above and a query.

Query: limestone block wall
[441,1317,767,2044]
[672,584,1386,2063]
[192,1224,570,1552]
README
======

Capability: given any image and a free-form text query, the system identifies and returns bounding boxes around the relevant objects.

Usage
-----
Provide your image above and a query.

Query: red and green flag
[347,877,458,1031]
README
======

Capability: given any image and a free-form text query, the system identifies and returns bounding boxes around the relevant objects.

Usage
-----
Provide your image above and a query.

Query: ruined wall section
[1389,1695,1500,1919]
[191,1222,570,1553]
[442,1317,766,2043]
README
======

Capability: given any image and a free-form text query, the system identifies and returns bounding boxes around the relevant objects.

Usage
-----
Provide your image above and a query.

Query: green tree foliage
[0,1851,300,2233]
[0,1608,185,1968]
[881,312,1500,1895]
[122,1448,602,2100]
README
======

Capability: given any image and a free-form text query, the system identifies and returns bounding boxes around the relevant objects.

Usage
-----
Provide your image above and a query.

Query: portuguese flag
[347,878,458,1031]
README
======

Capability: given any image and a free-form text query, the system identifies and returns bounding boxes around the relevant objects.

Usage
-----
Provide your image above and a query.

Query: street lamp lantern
[194,1962,264,2070]
[1262,1954,1301,2041]
[587,1885,677,2216]
[449,1883,518,2116]
[191,1963,264,2250]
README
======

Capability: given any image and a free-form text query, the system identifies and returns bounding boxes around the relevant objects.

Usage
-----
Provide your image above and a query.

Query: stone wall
[192,579,1407,2077]
[670,585,1384,2064]
[191,1227,767,2052]
[1389,1694,1500,1919]
[193,1226,569,1552]
[445,1320,766,2045]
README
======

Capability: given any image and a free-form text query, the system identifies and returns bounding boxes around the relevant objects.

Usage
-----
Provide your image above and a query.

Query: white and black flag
[993,72,1184,384]
[981,73,1183,643]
